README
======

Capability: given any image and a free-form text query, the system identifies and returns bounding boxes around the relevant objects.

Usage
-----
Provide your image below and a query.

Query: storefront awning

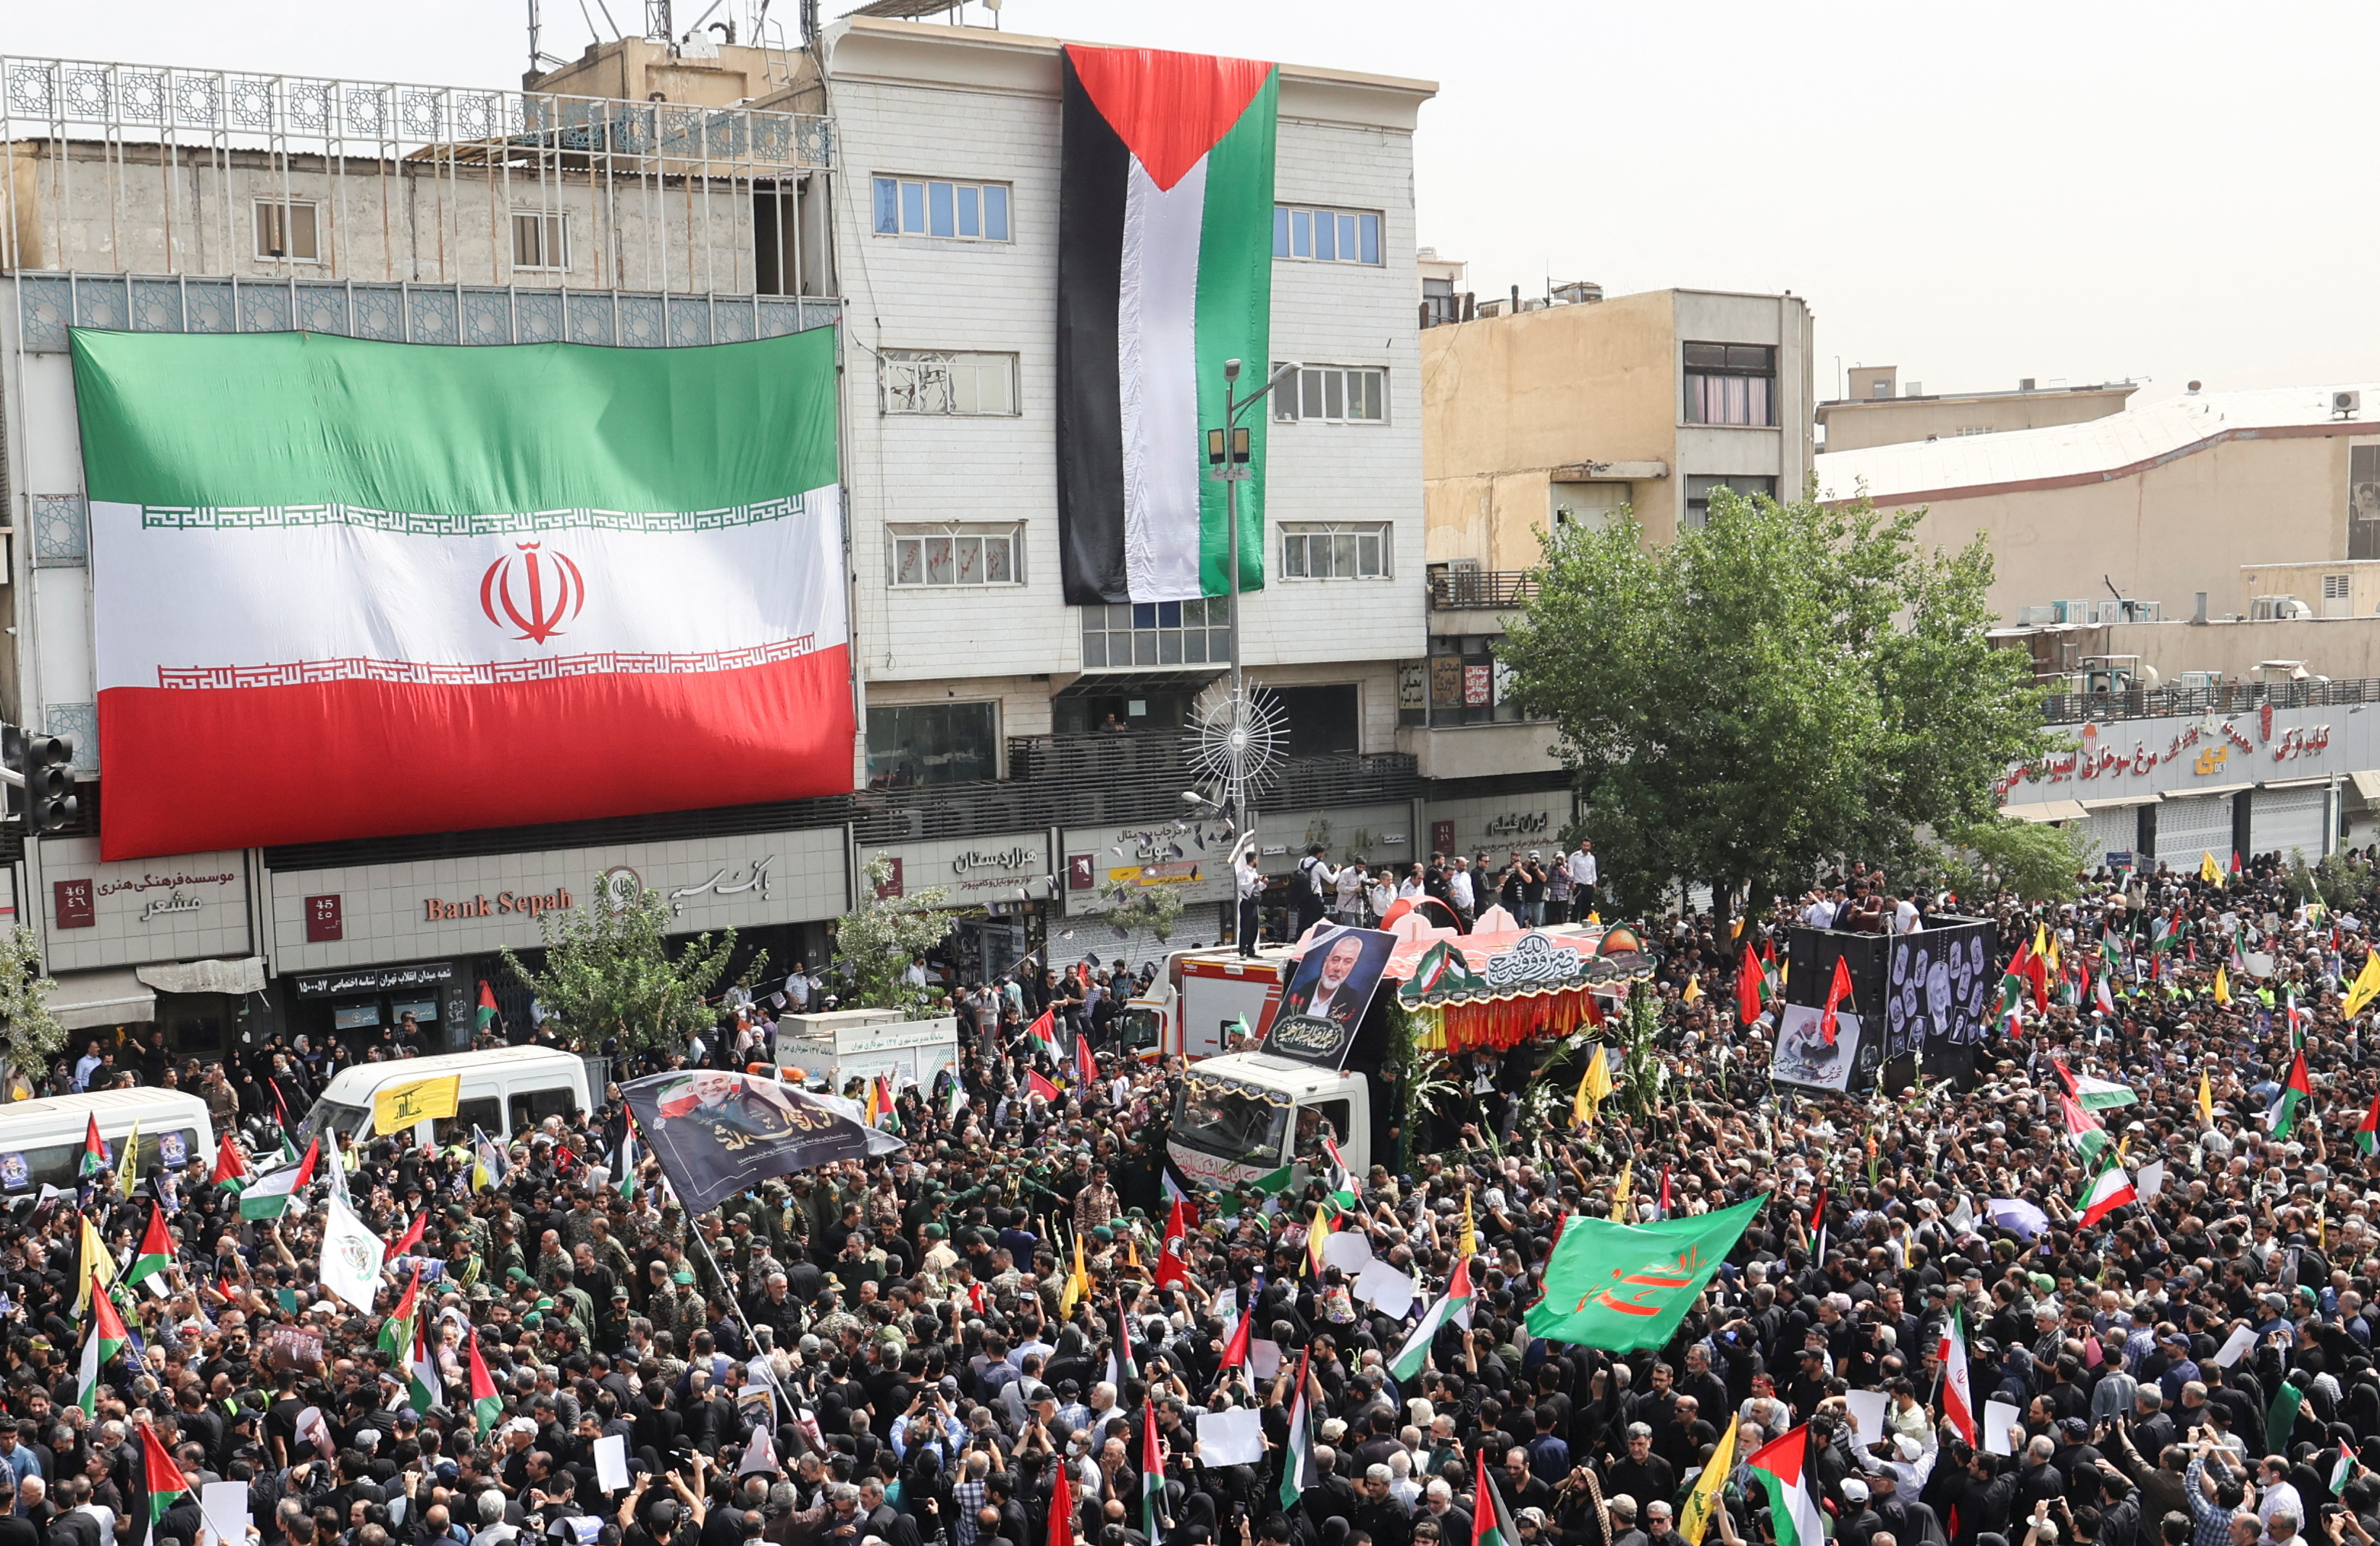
[2261,776,2334,791]
[2079,794,2161,810]
[2167,783,2253,800]
[136,957,266,996]
[2003,799,2089,823]
[2353,770,2380,805]
[49,967,155,1031]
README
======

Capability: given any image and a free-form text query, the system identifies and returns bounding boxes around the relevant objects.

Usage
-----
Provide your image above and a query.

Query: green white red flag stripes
[1055,44,1278,605]
[78,1272,129,1413]
[2271,1050,2312,1137]
[2059,1094,2111,1166]
[1390,1255,1474,1379]
[2358,1093,2379,1156]
[407,1313,443,1414]
[1472,1445,1520,1546]
[1744,1425,1825,1546]
[70,326,850,860]
[2053,1059,2136,1109]
[468,1326,502,1430]
[238,1137,318,1219]
[1938,1305,1976,1445]
[1278,1346,1312,1511]
[1141,1395,1166,1544]
[138,1421,190,1524]
[125,1202,173,1287]
[2074,1156,2139,1228]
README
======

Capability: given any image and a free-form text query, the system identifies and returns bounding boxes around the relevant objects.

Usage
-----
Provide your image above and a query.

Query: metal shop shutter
[2083,804,2141,862]
[2155,794,2234,867]
[2250,784,2329,865]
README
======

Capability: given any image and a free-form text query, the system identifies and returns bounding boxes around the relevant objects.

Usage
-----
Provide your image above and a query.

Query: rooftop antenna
[645,0,673,42]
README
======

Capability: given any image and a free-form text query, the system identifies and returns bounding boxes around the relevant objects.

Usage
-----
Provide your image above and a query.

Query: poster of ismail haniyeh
[619,1070,877,1215]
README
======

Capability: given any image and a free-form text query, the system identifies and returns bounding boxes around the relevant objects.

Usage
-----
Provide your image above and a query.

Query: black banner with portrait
[1264,925,1396,1071]
[619,1070,878,1215]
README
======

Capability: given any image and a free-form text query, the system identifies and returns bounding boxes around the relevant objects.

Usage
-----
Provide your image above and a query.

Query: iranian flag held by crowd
[1055,45,1278,605]
[71,327,852,860]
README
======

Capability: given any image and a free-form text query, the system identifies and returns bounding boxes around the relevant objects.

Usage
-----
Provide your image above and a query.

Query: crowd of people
[24,846,2380,1546]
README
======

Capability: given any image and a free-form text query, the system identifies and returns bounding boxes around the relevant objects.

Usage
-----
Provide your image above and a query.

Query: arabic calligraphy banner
[1524,1191,1767,1351]
[619,1070,883,1215]
[72,326,853,860]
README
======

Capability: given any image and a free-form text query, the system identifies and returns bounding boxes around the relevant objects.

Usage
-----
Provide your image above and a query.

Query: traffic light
[3,727,77,833]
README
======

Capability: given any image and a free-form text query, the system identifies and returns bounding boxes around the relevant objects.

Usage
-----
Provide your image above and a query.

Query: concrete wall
[1819,385,2134,453]
[2242,560,2380,621]
[1874,429,2378,623]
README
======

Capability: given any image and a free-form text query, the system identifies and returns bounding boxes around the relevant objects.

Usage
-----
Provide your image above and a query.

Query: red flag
[136,1421,190,1511]
[1819,956,1854,1046]
[390,1211,428,1260]
[1154,1198,1190,1290]
[1656,1167,1672,1221]
[209,1132,248,1188]
[1216,1303,1252,1372]
[1581,991,1606,1029]
[2231,850,2242,874]
[1736,943,1764,1027]
[1049,1426,1077,1546]
[1809,1186,1827,1235]
[1026,1069,1061,1103]
[388,1264,422,1327]
[1075,1032,1098,1085]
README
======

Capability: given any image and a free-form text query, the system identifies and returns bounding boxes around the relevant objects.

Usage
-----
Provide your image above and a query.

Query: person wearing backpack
[1296,844,1338,940]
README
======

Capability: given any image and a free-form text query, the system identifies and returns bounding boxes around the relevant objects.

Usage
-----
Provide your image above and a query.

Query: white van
[0,1088,214,1194]
[296,1047,593,1149]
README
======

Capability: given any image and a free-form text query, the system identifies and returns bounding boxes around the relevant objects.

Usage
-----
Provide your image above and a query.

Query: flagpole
[684,1210,803,1437]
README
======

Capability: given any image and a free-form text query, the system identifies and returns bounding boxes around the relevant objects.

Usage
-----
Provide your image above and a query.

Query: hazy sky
[17,0,2379,407]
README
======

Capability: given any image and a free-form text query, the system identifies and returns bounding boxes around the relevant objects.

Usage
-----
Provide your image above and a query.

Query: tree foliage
[1935,818,2090,904]
[501,877,758,1053]
[1499,490,2050,914]
[0,928,62,1095]
[834,856,957,1014]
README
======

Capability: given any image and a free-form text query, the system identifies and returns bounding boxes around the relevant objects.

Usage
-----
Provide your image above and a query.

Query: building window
[1258,684,1359,756]
[511,211,569,270]
[1422,277,1459,327]
[1412,635,1526,727]
[1273,365,1386,424]
[1683,341,1776,427]
[1683,474,1778,529]
[880,350,1018,416]
[1281,521,1391,580]
[1081,596,1231,670]
[889,523,1023,587]
[866,702,999,788]
[253,198,319,261]
[2350,446,2380,561]
[871,176,1011,242]
[1272,205,1382,265]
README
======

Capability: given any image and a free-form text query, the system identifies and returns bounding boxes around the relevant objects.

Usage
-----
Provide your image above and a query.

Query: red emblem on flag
[479,542,586,644]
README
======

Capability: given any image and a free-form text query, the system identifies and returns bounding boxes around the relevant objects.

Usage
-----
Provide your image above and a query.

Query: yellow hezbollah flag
[76,1214,116,1314]
[2197,1067,2214,1125]
[1678,1416,1738,1546]
[1575,1046,1613,1127]
[2201,851,2223,884]
[373,1075,462,1135]
[1059,1230,1089,1317]
[2346,948,2380,1020]
[120,1118,141,1199]
[1681,975,1703,1005]
[1459,1191,1478,1259]
[1609,1161,1633,1223]
[2213,965,2230,1007]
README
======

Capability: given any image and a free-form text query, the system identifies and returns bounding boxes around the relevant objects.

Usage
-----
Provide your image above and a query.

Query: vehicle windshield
[295,1098,371,1151]
[1118,1005,1162,1055]
[1170,1083,1289,1164]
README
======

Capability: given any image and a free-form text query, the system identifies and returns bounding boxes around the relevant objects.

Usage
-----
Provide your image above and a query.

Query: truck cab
[1165,1051,1372,1190]
[1121,947,1293,1062]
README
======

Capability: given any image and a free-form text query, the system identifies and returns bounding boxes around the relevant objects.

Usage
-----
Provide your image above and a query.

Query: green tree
[834,856,958,1014]
[1935,818,2090,904]
[500,876,758,1053]
[0,928,62,1096]
[1500,490,2050,922]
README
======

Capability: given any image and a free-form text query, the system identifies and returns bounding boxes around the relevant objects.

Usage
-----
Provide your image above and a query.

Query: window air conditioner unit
[2335,390,2362,418]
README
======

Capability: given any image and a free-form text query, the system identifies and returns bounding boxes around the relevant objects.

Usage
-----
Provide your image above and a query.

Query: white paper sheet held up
[594,1433,631,1492]
[2213,1326,2257,1368]
[201,1482,251,1546]
[1844,1389,1890,1448]
[1984,1400,2023,1455]
[1197,1407,1267,1467]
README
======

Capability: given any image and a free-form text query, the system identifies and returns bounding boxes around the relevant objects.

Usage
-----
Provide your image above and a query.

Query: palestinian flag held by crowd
[2358,1093,2380,1157]
[79,1115,109,1179]
[138,1421,190,1524]
[1055,45,1279,605]
[2059,1094,2112,1167]
[1141,1398,1167,1544]
[77,1275,129,1413]
[238,1137,318,1219]
[2271,1050,2313,1138]
[125,1203,173,1287]
[2074,1155,2139,1228]
[1278,1348,1313,1511]
[209,1133,248,1190]
[1389,1256,1474,1379]
[2053,1059,2137,1111]
[407,1314,443,1413]
[466,1327,501,1430]
[475,980,500,1033]
[1744,1426,1826,1546]
[1024,1008,1065,1064]
[1471,1445,1521,1546]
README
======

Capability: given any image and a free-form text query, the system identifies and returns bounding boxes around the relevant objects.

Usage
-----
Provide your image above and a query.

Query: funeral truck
[1116,946,1295,1063]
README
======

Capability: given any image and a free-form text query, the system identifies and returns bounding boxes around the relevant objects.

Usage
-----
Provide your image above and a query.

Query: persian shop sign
[1995,705,2347,801]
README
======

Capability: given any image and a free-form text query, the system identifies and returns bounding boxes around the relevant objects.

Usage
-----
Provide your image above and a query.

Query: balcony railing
[1427,568,1539,610]
[2041,676,2380,725]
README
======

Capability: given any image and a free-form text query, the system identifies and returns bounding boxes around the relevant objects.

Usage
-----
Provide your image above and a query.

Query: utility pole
[1204,356,1299,837]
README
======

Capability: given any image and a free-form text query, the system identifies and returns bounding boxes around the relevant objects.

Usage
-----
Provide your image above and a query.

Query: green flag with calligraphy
[1523,1191,1767,1351]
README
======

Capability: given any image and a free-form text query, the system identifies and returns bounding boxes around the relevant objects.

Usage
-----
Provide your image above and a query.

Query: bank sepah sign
[1996,702,2378,804]
[1061,819,1236,916]
[862,833,1056,903]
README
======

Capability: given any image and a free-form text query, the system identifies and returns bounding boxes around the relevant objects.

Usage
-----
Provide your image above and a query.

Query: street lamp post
[1205,357,1300,836]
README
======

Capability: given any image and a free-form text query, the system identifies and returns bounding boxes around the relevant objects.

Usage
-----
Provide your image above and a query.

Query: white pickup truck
[1165,1051,1380,1187]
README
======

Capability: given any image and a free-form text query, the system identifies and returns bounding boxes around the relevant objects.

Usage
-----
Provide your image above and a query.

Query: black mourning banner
[619,1070,876,1215]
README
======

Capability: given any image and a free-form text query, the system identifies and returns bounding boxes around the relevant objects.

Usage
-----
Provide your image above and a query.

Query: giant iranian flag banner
[1056,44,1276,605]
[72,326,851,860]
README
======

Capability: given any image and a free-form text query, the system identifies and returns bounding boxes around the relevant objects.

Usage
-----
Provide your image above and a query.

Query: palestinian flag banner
[1024,1009,1065,1064]
[2053,1059,2136,1110]
[2271,1050,2312,1137]
[125,1203,173,1287]
[77,1274,129,1413]
[475,981,500,1033]
[1471,1446,1520,1546]
[2331,1440,2355,1495]
[138,1421,190,1523]
[2059,1094,2111,1167]
[79,1115,109,1179]
[466,1327,501,1430]
[1278,1348,1312,1511]
[407,1314,443,1414]
[70,327,852,858]
[1321,1136,1360,1212]
[238,1137,317,1219]
[2074,1156,2138,1228]
[208,1133,247,1189]
[1745,1427,1825,1546]
[1055,45,1278,605]
[1389,1255,1474,1379]
[616,1120,640,1199]
[1141,1397,1167,1545]
[2358,1093,2379,1156]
